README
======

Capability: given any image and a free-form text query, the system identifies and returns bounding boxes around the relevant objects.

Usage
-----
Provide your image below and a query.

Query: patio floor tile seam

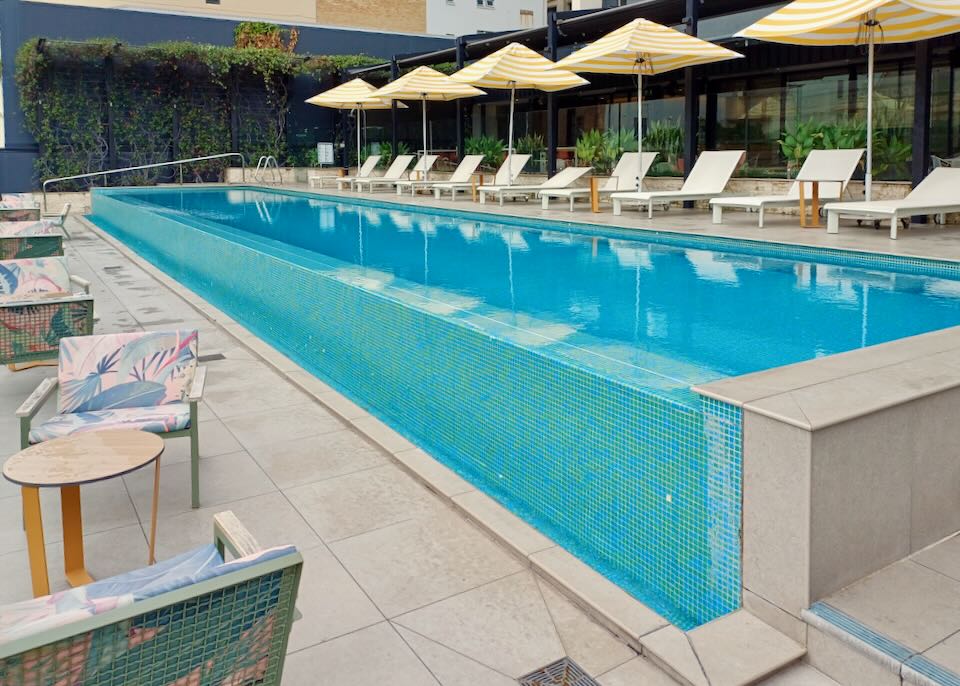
[390,620,521,683]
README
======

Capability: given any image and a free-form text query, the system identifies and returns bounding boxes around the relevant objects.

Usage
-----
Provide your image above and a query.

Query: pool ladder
[254,156,281,184]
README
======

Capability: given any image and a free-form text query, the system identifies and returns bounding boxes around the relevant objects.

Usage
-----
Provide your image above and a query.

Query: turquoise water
[90,186,960,628]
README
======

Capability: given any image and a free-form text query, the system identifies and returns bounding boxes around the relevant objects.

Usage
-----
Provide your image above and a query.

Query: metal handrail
[41,152,246,211]
[254,155,280,184]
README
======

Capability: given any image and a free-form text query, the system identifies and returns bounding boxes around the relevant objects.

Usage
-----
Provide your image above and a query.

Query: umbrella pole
[508,83,516,186]
[637,71,644,191]
[865,29,875,201]
[356,107,361,173]
[422,97,429,182]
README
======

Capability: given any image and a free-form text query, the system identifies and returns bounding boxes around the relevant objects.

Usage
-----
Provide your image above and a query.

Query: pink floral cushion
[0,257,71,298]
[29,403,191,444]
[57,330,198,414]
[0,220,59,237]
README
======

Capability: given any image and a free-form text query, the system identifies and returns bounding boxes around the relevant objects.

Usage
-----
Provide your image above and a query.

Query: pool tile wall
[91,189,743,629]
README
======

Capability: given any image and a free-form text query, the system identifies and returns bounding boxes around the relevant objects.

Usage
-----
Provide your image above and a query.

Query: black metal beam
[546,9,559,176]
[682,0,700,207]
[912,39,933,221]
[456,37,466,159]
[391,58,400,158]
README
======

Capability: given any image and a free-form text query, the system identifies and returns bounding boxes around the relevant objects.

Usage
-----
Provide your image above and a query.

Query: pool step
[803,602,960,686]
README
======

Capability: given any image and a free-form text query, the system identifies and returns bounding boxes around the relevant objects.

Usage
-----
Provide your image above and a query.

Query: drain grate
[198,353,226,362]
[518,658,599,686]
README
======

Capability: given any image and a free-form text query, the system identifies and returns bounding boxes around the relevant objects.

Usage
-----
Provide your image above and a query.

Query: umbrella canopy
[306,78,405,171]
[737,0,960,199]
[554,19,742,188]
[371,66,485,181]
[453,43,588,185]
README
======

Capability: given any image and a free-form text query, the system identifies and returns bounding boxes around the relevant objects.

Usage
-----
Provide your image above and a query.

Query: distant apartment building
[29,0,548,34]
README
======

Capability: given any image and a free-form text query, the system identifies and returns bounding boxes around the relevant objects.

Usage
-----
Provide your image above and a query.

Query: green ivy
[15,37,383,185]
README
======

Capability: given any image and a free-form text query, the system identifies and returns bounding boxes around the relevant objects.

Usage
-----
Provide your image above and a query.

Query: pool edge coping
[78,213,806,684]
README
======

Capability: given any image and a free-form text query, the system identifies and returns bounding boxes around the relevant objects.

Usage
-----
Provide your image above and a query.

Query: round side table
[3,429,165,598]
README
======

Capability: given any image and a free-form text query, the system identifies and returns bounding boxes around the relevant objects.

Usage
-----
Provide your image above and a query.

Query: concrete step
[803,602,960,686]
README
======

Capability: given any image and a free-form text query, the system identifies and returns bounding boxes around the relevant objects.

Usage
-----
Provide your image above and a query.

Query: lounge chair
[710,149,864,227]
[434,154,531,201]
[540,152,658,211]
[309,155,380,190]
[351,154,416,192]
[0,511,302,686]
[0,220,64,259]
[17,329,207,508]
[0,257,94,368]
[356,154,436,192]
[479,166,593,206]
[0,201,40,222]
[825,167,960,239]
[395,155,484,196]
[611,150,745,218]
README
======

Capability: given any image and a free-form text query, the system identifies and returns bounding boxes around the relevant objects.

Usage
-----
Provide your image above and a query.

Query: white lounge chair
[825,167,960,240]
[434,154,531,201]
[395,155,485,196]
[479,166,593,206]
[357,155,437,192]
[710,149,864,228]
[611,150,745,218]
[314,155,381,190]
[540,152,658,211]
[351,155,416,192]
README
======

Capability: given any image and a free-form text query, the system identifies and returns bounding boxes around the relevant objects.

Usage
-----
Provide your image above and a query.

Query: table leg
[799,181,808,228]
[23,487,50,598]
[811,182,820,228]
[148,457,161,565]
[590,177,600,213]
[61,485,93,588]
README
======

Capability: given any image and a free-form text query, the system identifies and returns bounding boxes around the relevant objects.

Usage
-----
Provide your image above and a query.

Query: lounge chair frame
[0,512,303,686]
[433,154,531,201]
[478,166,593,206]
[539,153,659,211]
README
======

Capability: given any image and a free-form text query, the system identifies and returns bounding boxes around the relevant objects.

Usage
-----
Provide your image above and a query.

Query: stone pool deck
[9,188,957,684]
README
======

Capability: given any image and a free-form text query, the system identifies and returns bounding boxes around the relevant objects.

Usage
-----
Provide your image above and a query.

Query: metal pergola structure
[348,0,950,187]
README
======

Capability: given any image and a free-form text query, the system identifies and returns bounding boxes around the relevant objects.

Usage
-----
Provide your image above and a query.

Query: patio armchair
[0,220,64,259]
[16,329,207,508]
[0,511,303,686]
[0,256,94,368]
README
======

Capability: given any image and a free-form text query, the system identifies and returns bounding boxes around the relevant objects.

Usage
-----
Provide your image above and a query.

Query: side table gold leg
[61,485,93,587]
[148,458,161,565]
[23,487,50,598]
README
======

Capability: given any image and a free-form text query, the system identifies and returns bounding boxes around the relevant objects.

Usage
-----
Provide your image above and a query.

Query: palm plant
[379,141,411,168]
[464,135,506,170]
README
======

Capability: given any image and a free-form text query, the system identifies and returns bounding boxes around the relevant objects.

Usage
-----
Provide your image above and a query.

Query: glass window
[931,57,959,162]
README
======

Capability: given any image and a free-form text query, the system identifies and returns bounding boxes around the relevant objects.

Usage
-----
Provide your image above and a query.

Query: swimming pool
[91,186,960,628]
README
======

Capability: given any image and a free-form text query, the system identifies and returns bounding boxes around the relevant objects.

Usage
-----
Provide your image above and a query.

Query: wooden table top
[3,430,164,487]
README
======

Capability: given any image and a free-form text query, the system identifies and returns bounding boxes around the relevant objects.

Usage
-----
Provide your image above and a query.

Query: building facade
[29,0,548,34]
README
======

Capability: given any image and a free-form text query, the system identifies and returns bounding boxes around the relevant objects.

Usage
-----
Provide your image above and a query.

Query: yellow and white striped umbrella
[306,78,397,109]
[306,78,406,171]
[554,18,742,75]
[737,0,960,198]
[736,0,960,45]
[452,43,588,185]
[371,67,485,180]
[554,19,741,189]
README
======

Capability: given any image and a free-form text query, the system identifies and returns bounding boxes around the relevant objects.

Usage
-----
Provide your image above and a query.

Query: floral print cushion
[0,206,41,222]
[0,220,58,237]
[57,330,198,414]
[0,543,296,645]
[0,193,38,206]
[0,257,71,298]
[29,403,191,444]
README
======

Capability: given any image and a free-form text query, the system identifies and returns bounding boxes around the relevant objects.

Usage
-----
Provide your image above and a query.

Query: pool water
[91,187,960,628]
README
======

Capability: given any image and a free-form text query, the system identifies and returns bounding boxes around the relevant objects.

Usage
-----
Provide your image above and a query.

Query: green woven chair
[0,256,95,368]
[0,511,303,686]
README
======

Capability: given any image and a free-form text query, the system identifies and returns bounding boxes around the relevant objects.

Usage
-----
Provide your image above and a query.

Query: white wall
[426,0,546,36]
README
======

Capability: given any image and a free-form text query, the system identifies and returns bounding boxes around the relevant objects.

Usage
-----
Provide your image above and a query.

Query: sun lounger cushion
[0,221,59,237]
[56,330,199,414]
[0,543,295,644]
